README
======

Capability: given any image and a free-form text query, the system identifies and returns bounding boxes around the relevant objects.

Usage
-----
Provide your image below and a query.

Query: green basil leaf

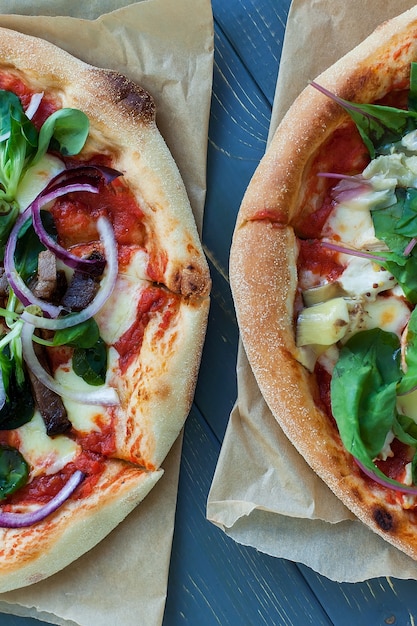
[398,308,417,394]
[72,337,107,386]
[409,62,417,113]
[53,318,100,350]
[34,108,89,164]
[331,329,401,460]
[0,445,29,500]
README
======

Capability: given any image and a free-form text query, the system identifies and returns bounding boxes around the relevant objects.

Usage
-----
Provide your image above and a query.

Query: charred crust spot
[94,69,156,124]
[373,507,394,532]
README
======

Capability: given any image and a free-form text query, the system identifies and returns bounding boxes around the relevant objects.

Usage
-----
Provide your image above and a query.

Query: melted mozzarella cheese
[54,365,110,434]
[95,276,145,344]
[338,255,396,300]
[16,411,80,478]
[16,154,65,210]
[122,247,149,280]
[361,297,411,336]
[324,201,380,249]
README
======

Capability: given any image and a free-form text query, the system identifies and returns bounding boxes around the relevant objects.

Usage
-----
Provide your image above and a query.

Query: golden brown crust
[231,6,417,560]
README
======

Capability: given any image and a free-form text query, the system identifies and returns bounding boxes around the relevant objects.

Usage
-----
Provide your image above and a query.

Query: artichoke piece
[296,297,350,347]
[302,282,347,307]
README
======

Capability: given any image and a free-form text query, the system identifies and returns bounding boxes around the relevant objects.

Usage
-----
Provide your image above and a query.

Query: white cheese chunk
[337,255,395,299]
[323,201,380,249]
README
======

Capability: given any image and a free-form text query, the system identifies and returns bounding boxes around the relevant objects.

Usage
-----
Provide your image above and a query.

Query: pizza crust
[0,461,162,593]
[231,5,417,560]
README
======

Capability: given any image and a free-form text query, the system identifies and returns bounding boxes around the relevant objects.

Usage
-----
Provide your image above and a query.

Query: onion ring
[0,470,84,528]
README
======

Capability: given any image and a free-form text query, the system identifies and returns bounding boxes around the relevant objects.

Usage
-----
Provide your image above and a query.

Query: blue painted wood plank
[203,25,272,276]
[299,566,417,626]
[194,259,239,441]
[212,0,291,105]
[164,405,333,626]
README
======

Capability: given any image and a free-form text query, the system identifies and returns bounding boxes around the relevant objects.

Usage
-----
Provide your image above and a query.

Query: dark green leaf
[0,445,28,500]
[72,337,107,386]
[331,329,401,460]
[13,213,57,281]
[409,62,417,113]
[0,349,34,430]
[53,318,100,349]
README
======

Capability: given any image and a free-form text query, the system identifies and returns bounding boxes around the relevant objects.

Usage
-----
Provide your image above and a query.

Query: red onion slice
[21,216,118,330]
[4,207,63,318]
[355,458,417,495]
[0,469,84,528]
[21,321,119,405]
[31,183,103,274]
[320,241,387,263]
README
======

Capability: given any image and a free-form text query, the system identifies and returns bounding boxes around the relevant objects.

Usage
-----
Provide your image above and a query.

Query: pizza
[0,27,210,591]
[230,5,417,560]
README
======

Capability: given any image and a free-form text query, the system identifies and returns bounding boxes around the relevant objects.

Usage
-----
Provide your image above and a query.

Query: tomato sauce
[50,178,146,251]
[75,422,116,458]
[114,285,179,374]
[297,239,344,282]
[0,72,58,126]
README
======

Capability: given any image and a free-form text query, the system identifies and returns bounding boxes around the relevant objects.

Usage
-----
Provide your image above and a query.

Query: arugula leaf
[331,329,401,460]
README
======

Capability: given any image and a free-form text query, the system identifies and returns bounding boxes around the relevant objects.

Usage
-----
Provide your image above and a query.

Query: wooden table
[5,1,417,624]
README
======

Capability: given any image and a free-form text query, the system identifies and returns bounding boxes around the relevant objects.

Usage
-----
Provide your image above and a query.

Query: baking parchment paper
[0,0,213,623]
[207,0,417,583]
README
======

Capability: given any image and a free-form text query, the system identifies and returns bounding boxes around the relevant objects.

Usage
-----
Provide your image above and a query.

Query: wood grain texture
[164,406,333,626]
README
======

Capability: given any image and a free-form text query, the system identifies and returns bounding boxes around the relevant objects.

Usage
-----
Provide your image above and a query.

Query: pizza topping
[296,298,349,347]
[0,445,28,499]
[0,468,84,528]
[0,89,88,216]
[27,346,71,436]
[293,67,417,500]
[21,215,118,330]
[21,322,118,405]
[310,76,417,158]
